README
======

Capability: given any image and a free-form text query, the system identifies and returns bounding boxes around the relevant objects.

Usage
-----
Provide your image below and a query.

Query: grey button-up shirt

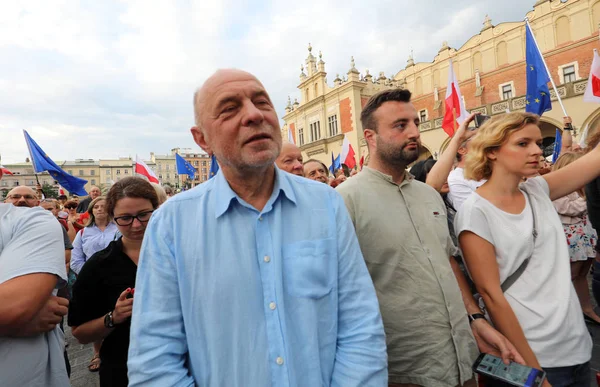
[337,167,478,387]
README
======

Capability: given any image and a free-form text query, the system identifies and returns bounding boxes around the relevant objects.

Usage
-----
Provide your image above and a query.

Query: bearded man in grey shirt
[337,89,523,387]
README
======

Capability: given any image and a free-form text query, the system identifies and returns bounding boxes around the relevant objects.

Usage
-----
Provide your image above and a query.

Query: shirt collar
[214,165,297,219]
[364,166,414,187]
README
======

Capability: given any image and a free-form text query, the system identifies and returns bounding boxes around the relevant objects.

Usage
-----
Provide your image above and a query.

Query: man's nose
[242,100,265,126]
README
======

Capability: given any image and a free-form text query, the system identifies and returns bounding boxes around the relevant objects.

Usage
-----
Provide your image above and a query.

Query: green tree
[41,183,58,198]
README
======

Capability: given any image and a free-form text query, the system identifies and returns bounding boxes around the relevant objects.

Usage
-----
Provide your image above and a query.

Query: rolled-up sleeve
[70,231,85,274]
[127,207,194,387]
[330,192,388,386]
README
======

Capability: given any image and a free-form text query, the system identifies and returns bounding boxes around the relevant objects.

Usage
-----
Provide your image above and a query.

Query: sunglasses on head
[65,205,77,209]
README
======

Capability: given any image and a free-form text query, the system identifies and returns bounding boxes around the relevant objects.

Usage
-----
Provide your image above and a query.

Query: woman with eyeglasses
[68,177,158,387]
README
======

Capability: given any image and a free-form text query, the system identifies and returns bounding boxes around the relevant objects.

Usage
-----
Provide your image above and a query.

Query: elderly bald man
[76,186,101,213]
[128,69,387,387]
[5,186,40,207]
[275,142,304,176]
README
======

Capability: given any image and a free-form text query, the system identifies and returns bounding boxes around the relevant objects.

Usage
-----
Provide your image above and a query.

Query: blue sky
[0,0,534,163]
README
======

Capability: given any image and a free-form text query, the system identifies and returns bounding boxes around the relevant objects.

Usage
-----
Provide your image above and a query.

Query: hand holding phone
[473,353,546,387]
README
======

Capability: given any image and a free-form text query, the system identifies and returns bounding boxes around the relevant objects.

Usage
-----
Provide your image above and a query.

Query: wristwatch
[468,313,486,325]
[104,311,115,328]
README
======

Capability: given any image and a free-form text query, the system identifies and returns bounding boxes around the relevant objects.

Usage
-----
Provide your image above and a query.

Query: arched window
[415,77,423,95]
[497,42,508,66]
[472,51,482,75]
[555,16,571,45]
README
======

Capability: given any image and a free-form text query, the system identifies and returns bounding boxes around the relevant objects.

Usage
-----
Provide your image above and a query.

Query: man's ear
[363,129,376,150]
[191,126,212,155]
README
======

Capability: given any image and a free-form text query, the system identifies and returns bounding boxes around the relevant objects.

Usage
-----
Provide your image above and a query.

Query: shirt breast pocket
[282,239,333,299]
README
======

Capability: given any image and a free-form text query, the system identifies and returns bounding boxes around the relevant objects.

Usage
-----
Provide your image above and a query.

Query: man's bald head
[5,186,39,207]
[89,186,101,199]
[276,143,303,176]
[190,69,282,174]
[193,69,263,130]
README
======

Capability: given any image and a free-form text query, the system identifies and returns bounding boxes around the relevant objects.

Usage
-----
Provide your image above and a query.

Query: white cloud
[0,0,534,163]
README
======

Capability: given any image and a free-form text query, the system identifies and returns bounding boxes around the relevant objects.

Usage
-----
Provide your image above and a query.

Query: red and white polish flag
[0,165,13,175]
[135,156,159,183]
[584,49,600,103]
[340,135,356,169]
[442,59,469,137]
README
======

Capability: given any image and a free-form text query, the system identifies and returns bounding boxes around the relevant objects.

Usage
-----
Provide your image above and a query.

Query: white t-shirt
[447,167,485,212]
[454,177,592,368]
[0,204,69,386]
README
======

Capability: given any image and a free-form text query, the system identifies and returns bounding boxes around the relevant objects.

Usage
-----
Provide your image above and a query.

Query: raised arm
[330,193,387,387]
[560,116,573,154]
[544,143,600,201]
[127,210,194,387]
[459,231,542,370]
[426,113,477,192]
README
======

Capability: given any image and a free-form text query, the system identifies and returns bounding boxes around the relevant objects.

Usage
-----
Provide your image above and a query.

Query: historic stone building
[283,0,600,167]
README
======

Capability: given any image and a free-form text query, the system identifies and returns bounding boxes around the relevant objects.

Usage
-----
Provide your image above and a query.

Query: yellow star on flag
[540,91,546,96]
[530,66,534,71]
[526,100,530,105]
[535,98,540,103]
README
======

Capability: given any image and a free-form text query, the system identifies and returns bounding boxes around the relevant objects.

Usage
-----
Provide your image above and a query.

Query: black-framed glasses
[113,211,154,226]
[7,194,37,200]
[64,205,77,210]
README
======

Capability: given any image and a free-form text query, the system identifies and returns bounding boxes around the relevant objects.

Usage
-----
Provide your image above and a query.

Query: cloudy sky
[0,0,535,164]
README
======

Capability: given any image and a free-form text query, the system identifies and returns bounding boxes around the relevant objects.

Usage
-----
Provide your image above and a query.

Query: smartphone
[474,114,491,128]
[472,353,546,387]
[126,288,135,299]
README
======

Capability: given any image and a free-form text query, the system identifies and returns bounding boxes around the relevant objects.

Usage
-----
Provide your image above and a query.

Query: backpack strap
[500,189,537,293]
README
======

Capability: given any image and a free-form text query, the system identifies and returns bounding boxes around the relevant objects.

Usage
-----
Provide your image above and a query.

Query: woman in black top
[68,177,159,387]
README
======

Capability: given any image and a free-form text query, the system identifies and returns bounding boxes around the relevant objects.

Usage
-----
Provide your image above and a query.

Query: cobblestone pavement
[65,325,99,387]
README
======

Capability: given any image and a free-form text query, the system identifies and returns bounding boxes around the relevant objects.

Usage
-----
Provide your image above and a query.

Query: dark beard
[376,138,421,167]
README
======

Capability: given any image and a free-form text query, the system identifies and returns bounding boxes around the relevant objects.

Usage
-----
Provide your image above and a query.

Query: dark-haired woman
[68,177,159,387]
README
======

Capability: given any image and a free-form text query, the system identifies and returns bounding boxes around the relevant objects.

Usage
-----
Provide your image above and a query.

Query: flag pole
[525,17,568,117]
[23,130,46,198]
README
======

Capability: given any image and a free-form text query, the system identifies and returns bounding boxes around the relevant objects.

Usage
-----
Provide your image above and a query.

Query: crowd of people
[2,68,600,387]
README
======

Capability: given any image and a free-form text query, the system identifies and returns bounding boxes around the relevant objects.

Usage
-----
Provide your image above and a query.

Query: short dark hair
[105,176,159,218]
[303,159,329,176]
[360,89,412,132]
[409,159,436,183]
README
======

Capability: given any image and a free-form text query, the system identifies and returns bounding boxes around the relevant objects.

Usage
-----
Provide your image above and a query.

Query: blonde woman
[454,112,599,386]
[552,153,600,326]
[70,196,119,373]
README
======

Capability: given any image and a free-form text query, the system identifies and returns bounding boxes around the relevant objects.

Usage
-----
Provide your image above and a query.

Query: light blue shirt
[70,222,119,274]
[128,167,387,387]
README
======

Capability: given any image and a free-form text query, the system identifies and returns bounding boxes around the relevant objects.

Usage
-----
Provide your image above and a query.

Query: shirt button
[269,302,276,310]
[264,255,271,263]
[276,357,284,365]
[258,216,263,221]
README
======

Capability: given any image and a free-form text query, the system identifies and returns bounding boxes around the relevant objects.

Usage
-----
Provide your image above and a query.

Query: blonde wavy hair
[464,112,540,181]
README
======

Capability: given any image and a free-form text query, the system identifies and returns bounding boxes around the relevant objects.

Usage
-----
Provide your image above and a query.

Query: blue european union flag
[552,129,562,163]
[23,130,88,196]
[525,24,552,116]
[175,153,196,178]
[329,152,341,174]
[209,154,219,179]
